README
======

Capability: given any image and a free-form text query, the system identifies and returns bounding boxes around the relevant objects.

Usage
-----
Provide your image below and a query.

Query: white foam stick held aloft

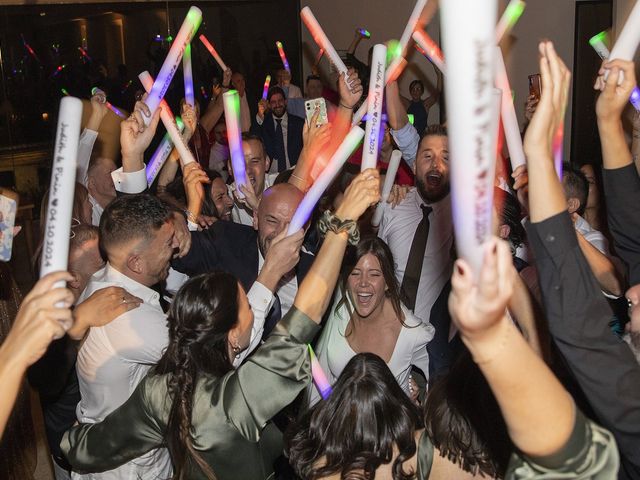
[441,0,498,277]
[609,1,640,62]
[199,34,228,72]
[362,44,387,171]
[301,6,349,77]
[183,43,195,106]
[398,0,428,56]
[495,47,525,169]
[287,126,365,235]
[371,149,402,227]
[139,71,196,166]
[40,97,83,287]
[413,30,447,74]
[143,6,202,125]
[146,117,185,187]
[223,90,249,198]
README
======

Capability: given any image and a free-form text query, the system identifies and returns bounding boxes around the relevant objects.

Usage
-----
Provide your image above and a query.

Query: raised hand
[259,228,305,290]
[338,68,363,109]
[335,169,380,221]
[448,238,515,342]
[120,97,162,169]
[183,162,211,221]
[257,98,269,120]
[181,102,198,139]
[595,59,637,123]
[69,287,142,340]
[237,179,260,213]
[87,88,109,130]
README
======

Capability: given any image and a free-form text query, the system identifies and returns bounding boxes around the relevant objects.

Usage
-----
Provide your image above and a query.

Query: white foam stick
[146,118,185,187]
[199,34,229,72]
[362,44,387,171]
[40,97,82,287]
[495,0,526,44]
[371,149,402,227]
[287,126,365,235]
[398,0,429,56]
[301,7,349,77]
[143,6,202,126]
[495,47,525,169]
[183,43,195,106]
[490,88,503,171]
[413,30,447,75]
[609,1,640,61]
[139,71,196,166]
[441,0,498,277]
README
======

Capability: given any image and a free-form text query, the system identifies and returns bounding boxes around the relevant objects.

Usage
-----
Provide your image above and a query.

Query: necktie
[400,205,433,311]
[263,293,281,339]
[274,118,287,172]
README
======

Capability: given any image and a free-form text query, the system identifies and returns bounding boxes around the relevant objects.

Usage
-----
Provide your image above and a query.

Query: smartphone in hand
[528,73,542,99]
[0,189,18,262]
[305,98,329,127]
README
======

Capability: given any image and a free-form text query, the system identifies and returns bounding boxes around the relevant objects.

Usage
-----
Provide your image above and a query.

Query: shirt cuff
[187,220,199,231]
[255,114,264,126]
[111,167,147,194]
[247,280,275,316]
[525,211,578,262]
[278,306,320,344]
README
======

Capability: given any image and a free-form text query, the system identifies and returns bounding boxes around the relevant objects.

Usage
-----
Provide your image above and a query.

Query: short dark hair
[70,224,99,252]
[561,162,588,215]
[99,194,172,254]
[267,86,286,102]
[306,75,322,84]
[422,124,447,139]
[409,79,424,91]
[493,187,525,250]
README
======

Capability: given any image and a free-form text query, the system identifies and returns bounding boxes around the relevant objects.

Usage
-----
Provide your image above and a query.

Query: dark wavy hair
[337,236,404,324]
[286,353,422,479]
[153,272,240,480]
[424,347,512,478]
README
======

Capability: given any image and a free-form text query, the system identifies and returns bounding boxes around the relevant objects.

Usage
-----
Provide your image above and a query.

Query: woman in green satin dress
[61,170,382,479]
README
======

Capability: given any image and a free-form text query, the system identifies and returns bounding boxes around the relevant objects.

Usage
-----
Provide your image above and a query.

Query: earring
[232,343,241,358]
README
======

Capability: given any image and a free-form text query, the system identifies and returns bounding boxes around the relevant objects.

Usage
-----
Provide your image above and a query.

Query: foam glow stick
[301,6,349,77]
[495,0,526,44]
[589,32,640,111]
[200,85,208,99]
[61,88,69,96]
[314,48,325,65]
[146,117,185,186]
[262,75,271,100]
[51,64,66,78]
[287,126,365,235]
[553,125,564,180]
[223,90,249,198]
[183,43,195,106]
[362,44,387,171]
[608,0,640,72]
[276,41,291,72]
[143,6,202,126]
[139,71,197,166]
[495,47,526,169]
[91,87,126,119]
[412,30,447,74]
[358,28,371,38]
[398,0,428,56]
[308,345,332,399]
[441,0,498,277]
[199,34,228,71]
[21,34,40,62]
[40,97,82,289]
[371,149,402,227]
[78,47,92,62]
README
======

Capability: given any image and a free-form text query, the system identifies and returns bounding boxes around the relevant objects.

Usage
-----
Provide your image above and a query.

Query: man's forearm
[576,232,623,297]
[386,81,408,131]
[598,118,633,170]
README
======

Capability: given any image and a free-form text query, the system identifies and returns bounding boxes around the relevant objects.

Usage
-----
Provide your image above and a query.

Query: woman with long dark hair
[288,238,617,479]
[309,236,433,405]
[61,170,381,479]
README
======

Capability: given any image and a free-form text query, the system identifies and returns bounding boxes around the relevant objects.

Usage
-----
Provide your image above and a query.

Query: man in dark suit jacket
[172,183,314,336]
[251,86,305,173]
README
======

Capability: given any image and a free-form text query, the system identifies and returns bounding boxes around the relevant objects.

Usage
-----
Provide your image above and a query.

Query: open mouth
[426,172,442,187]
[356,292,374,306]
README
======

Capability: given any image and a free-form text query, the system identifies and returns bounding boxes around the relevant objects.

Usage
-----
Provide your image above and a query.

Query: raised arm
[423,66,442,110]
[526,41,640,475]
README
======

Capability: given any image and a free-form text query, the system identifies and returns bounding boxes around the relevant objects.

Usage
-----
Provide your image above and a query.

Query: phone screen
[528,74,541,99]
[0,191,18,262]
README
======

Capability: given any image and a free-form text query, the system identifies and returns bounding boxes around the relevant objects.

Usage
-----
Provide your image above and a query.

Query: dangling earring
[232,343,241,358]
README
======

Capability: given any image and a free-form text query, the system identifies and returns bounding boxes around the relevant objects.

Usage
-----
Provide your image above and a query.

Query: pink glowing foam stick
[143,6,202,126]
[223,90,249,198]
[199,34,228,72]
[287,126,365,235]
[262,75,271,100]
[412,30,447,75]
[40,97,83,291]
[362,44,387,171]
[276,41,291,72]
[494,48,525,170]
[301,6,348,77]
[183,43,195,106]
[441,0,498,278]
[308,345,332,399]
[139,71,196,166]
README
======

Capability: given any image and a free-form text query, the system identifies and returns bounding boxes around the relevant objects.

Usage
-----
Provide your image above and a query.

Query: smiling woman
[307,236,435,406]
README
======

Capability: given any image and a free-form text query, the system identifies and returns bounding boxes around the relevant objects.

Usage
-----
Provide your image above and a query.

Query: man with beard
[252,86,305,173]
[377,125,452,323]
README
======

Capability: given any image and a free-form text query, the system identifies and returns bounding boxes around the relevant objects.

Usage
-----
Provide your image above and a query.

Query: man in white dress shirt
[75,194,177,479]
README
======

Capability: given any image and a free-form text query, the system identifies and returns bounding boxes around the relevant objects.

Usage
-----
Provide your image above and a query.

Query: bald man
[172,183,314,336]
